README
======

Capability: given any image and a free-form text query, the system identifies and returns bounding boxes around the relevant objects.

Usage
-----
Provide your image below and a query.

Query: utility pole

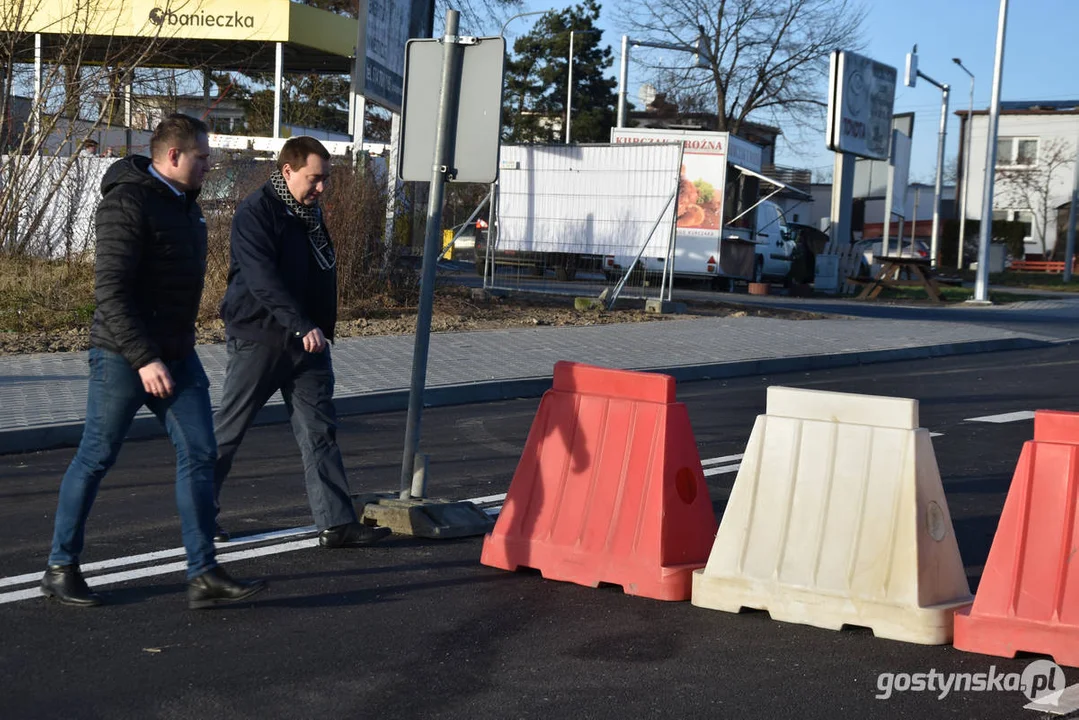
[973,0,1008,304]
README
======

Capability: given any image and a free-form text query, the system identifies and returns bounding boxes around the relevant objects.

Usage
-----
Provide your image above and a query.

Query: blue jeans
[214,339,356,530]
[48,348,218,579]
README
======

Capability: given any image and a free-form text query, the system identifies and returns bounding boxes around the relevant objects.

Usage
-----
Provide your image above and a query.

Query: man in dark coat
[43,114,265,610]
[213,136,389,548]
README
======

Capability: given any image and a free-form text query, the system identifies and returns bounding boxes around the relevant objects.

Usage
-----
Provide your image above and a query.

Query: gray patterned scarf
[270,169,336,271]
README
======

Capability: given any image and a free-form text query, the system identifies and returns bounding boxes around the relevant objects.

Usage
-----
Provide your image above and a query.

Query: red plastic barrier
[953,410,1079,667]
[480,361,718,601]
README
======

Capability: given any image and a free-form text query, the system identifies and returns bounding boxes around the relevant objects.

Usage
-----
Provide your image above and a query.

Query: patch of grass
[0,255,96,332]
[875,285,1044,304]
[955,270,1079,292]
[989,272,1079,292]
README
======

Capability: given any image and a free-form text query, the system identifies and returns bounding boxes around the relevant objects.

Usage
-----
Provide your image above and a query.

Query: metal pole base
[408,452,428,500]
[357,493,495,539]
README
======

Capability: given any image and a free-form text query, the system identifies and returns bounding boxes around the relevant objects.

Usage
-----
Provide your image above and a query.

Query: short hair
[83,139,98,148]
[150,113,209,159]
[277,136,330,172]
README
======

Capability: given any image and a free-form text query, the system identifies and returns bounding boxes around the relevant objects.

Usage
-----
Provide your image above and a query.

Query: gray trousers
[213,337,357,530]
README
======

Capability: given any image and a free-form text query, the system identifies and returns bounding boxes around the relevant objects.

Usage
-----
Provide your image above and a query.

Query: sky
[501,0,1079,182]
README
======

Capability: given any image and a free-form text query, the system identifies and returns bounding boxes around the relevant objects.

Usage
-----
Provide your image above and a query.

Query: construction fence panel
[480,143,682,302]
[0,155,111,259]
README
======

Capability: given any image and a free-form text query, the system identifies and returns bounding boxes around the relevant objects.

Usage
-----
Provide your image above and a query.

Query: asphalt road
[2,344,1079,719]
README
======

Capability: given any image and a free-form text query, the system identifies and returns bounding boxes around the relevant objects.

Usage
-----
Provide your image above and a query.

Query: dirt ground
[0,287,818,356]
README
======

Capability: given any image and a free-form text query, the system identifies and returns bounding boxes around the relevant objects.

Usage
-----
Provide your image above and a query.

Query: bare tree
[995,137,1073,258]
[618,0,866,135]
[943,155,958,186]
[0,0,202,258]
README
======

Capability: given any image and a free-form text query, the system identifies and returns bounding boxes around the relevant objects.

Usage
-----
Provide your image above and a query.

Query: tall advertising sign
[363,0,434,111]
[611,128,762,256]
[826,50,898,161]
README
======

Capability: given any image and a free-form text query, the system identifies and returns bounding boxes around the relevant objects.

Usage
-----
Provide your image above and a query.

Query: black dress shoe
[213,525,230,543]
[318,522,392,548]
[41,564,102,607]
[187,566,266,610]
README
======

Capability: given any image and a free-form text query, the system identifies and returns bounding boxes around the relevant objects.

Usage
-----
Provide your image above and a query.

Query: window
[996,137,1039,167]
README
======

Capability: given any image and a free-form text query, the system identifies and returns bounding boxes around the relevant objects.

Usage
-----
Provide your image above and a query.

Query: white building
[957,100,1079,259]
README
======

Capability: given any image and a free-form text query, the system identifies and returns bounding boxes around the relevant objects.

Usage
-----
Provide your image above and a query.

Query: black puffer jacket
[89,155,207,369]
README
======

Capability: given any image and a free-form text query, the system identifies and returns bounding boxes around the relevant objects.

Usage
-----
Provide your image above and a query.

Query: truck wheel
[555,265,577,282]
[474,259,486,276]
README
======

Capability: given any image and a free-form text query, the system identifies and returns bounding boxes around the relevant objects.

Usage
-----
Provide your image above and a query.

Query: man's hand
[139,360,175,398]
[302,327,327,353]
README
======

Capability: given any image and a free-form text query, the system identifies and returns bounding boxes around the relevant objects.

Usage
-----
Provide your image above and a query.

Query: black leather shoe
[187,566,266,610]
[318,522,392,548]
[41,564,102,607]
[213,525,230,543]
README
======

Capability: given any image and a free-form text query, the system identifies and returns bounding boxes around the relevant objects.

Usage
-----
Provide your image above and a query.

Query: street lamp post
[617,29,710,128]
[904,48,949,269]
[500,9,550,37]
[973,0,1009,304]
[566,30,574,143]
[953,58,975,271]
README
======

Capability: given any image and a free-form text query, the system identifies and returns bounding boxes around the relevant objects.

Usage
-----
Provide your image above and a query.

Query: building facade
[957,100,1078,259]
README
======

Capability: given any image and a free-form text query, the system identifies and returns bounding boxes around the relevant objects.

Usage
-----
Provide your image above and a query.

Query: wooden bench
[1008,260,1077,274]
[855,256,943,303]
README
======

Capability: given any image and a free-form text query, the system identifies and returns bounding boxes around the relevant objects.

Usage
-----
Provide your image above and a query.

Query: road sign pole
[399,8,465,499]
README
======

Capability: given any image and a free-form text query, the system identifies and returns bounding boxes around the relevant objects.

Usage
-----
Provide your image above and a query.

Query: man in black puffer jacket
[212,136,390,549]
[42,114,265,610]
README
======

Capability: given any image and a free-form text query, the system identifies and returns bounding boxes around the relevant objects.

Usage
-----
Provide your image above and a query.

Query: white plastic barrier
[692,386,973,645]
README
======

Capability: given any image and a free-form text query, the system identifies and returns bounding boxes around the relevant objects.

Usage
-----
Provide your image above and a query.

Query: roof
[2,0,356,73]
[1001,100,1079,111]
[629,111,782,138]
[956,99,1079,117]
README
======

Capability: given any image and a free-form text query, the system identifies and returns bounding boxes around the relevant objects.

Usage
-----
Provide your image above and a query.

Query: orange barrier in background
[953,410,1079,667]
[480,361,717,601]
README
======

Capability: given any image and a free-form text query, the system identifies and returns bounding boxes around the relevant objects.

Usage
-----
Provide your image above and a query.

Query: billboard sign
[612,127,763,249]
[362,0,434,112]
[889,129,912,217]
[826,50,897,161]
[852,112,914,199]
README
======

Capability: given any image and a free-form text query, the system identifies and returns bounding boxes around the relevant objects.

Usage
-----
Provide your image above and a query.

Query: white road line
[966,411,1036,424]
[930,432,944,438]
[703,463,741,477]
[468,493,507,505]
[0,456,747,598]
[701,454,743,466]
[0,525,318,589]
[0,539,319,605]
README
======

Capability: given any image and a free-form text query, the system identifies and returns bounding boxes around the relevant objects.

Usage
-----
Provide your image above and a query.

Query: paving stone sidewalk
[0,314,1049,454]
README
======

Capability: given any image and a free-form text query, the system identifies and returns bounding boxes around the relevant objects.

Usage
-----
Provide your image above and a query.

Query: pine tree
[502,1,617,144]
